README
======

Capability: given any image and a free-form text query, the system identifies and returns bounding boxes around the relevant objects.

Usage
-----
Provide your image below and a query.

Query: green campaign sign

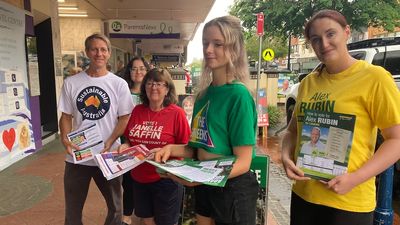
[250,155,269,188]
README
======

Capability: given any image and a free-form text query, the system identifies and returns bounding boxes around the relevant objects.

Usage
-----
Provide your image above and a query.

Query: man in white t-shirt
[58,33,134,225]
[300,127,326,156]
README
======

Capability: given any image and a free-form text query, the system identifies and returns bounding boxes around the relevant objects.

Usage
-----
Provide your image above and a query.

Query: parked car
[285,37,400,124]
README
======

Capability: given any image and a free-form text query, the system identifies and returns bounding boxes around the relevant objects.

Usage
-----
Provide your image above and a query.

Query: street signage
[256,12,264,36]
[152,54,179,62]
[262,48,274,61]
[108,20,180,39]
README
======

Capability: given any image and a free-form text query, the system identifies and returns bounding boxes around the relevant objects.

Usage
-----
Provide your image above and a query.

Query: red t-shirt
[124,104,191,183]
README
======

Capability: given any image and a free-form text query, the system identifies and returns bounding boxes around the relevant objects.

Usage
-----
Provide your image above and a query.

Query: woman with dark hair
[121,56,149,225]
[281,9,400,225]
[119,69,191,225]
[123,57,150,105]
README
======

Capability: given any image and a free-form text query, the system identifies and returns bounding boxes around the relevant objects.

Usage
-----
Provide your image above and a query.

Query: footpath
[0,135,291,225]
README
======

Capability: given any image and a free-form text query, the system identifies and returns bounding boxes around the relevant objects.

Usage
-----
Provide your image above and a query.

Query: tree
[244,33,288,60]
[187,58,202,69]
[230,0,400,38]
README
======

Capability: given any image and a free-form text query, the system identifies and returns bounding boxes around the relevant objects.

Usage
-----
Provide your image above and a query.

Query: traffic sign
[256,12,264,36]
[262,48,274,61]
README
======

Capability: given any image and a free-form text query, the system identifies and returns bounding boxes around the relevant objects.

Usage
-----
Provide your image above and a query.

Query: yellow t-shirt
[293,60,400,212]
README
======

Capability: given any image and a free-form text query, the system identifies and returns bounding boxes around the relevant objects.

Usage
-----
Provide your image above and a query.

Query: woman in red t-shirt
[120,68,191,225]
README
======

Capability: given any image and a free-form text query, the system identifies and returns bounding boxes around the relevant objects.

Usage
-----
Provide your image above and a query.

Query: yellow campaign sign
[262,48,275,61]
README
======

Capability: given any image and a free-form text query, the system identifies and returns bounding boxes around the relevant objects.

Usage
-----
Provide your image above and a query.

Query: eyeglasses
[145,82,167,88]
[131,67,147,73]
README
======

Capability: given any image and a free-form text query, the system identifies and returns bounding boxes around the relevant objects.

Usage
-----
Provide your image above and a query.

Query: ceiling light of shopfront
[58,6,79,10]
[59,13,88,17]
[58,4,88,17]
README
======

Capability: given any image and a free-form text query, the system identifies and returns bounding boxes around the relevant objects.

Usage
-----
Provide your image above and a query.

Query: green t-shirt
[189,82,257,156]
[131,93,141,107]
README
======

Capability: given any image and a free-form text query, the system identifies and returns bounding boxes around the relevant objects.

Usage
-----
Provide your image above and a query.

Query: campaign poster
[277,73,297,98]
[257,88,268,127]
[178,94,194,126]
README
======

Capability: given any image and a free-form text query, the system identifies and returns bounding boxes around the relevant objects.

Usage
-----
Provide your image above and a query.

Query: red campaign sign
[256,12,264,36]
[258,114,269,127]
[257,89,268,127]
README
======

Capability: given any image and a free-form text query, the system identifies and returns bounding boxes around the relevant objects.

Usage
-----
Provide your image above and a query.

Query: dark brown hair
[140,68,177,106]
[123,56,150,89]
[304,9,348,41]
[304,10,348,74]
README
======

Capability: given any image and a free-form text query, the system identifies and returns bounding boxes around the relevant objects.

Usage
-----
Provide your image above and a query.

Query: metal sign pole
[374,165,394,225]
[256,12,264,137]
[256,36,262,137]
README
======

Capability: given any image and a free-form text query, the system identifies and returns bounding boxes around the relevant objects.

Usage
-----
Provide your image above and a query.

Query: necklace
[147,106,164,123]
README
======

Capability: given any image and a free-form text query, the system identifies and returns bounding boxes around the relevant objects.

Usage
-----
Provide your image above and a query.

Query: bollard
[374,165,394,225]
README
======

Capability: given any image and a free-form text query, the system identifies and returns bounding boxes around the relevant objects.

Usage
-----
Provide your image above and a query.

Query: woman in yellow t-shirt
[281,9,400,225]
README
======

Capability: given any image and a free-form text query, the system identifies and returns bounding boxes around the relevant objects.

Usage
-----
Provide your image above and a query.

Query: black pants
[195,171,259,225]
[122,171,134,216]
[290,192,373,225]
[64,162,122,225]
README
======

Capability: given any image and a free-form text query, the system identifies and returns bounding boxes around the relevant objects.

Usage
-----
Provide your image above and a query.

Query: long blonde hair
[197,16,250,96]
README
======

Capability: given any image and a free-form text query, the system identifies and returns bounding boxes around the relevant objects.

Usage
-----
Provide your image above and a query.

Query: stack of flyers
[147,156,236,187]
[95,144,153,180]
[67,122,103,164]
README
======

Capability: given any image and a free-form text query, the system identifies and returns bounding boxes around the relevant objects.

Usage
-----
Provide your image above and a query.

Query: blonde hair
[84,33,111,52]
[197,16,250,96]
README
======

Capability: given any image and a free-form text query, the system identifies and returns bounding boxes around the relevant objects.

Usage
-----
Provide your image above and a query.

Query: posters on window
[62,51,89,77]
[26,36,40,96]
[0,1,35,171]
[277,73,297,98]
[62,51,76,77]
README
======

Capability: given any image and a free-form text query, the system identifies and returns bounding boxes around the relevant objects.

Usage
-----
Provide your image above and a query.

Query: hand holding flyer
[296,110,355,181]
[94,144,153,180]
[146,156,236,187]
[67,122,103,164]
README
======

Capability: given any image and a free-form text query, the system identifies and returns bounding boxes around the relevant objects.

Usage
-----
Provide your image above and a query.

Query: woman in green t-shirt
[154,15,259,225]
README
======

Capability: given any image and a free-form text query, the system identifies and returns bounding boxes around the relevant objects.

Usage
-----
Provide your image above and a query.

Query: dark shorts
[132,178,184,225]
[290,192,373,225]
[194,171,259,225]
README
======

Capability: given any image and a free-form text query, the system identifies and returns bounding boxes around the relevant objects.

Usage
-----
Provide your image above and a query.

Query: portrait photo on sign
[178,95,194,125]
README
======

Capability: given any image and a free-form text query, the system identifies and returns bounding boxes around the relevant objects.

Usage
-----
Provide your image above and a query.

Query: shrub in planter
[267,105,283,128]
